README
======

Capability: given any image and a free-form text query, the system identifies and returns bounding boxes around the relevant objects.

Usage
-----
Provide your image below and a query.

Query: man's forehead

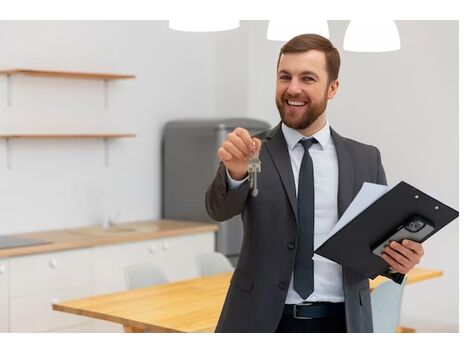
[278,50,327,74]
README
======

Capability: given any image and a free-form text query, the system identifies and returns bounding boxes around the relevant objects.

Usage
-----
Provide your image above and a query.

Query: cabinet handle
[148,245,157,254]
[0,265,5,274]
[49,259,59,269]
[162,241,170,250]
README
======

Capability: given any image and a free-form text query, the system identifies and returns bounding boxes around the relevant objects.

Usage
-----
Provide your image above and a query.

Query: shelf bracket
[5,138,12,170]
[6,74,12,107]
[103,79,109,109]
[103,137,109,167]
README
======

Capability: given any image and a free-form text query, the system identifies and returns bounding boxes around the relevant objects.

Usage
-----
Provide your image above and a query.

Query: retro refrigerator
[161,118,271,265]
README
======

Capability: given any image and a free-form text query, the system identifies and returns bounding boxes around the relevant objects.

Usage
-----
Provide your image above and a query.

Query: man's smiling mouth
[286,100,306,107]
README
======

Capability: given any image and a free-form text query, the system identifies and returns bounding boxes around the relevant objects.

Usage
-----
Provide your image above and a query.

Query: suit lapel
[263,125,356,224]
[264,123,298,224]
[330,128,356,218]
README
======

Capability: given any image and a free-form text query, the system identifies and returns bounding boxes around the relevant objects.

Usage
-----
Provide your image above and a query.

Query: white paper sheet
[313,182,392,262]
[319,182,392,249]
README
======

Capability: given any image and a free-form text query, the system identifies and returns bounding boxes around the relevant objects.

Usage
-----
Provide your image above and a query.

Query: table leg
[123,325,145,333]
[396,326,417,333]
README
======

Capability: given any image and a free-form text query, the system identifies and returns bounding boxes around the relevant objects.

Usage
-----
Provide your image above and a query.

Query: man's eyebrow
[300,70,320,79]
[277,69,320,79]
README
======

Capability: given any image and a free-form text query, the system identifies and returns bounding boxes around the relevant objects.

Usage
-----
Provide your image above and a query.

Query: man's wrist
[227,169,248,181]
[225,167,248,189]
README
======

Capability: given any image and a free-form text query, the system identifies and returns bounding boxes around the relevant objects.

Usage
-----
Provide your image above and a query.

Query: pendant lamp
[343,21,401,52]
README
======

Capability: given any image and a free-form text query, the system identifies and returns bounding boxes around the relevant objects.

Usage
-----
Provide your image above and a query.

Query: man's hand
[381,240,424,274]
[217,127,262,180]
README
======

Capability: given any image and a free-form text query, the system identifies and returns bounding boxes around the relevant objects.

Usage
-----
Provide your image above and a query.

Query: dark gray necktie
[294,138,318,299]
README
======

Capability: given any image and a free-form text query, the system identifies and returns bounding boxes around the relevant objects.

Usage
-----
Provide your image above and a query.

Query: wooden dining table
[52,267,443,333]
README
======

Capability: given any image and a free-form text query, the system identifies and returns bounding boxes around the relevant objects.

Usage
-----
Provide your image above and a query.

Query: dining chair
[124,262,168,289]
[195,252,234,276]
[371,277,408,332]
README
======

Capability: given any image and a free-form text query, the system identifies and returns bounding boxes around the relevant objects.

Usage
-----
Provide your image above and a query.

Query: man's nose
[286,78,302,96]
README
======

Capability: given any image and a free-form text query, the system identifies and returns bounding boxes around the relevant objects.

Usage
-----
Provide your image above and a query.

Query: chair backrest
[195,252,234,276]
[124,262,168,289]
[371,277,408,333]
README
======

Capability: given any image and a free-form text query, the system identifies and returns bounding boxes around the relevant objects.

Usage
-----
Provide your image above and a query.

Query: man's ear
[327,80,339,100]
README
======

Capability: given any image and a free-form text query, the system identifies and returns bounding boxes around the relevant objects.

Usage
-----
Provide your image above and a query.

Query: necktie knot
[299,138,318,151]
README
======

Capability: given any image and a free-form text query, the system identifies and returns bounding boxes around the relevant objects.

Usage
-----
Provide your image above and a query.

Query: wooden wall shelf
[0,134,136,139]
[0,68,137,169]
[0,69,135,80]
[1,134,136,169]
[0,68,135,107]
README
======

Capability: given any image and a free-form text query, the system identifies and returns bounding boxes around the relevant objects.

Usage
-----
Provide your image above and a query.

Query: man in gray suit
[205,34,424,333]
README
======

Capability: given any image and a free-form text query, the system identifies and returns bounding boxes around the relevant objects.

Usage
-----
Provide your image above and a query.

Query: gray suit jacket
[205,123,402,333]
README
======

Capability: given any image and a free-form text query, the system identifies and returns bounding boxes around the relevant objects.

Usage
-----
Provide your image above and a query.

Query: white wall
[0,20,459,331]
[0,20,221,233]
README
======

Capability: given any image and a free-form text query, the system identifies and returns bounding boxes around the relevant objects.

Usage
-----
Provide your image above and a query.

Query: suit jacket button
[279,281,287,290]
[287,241,295,250]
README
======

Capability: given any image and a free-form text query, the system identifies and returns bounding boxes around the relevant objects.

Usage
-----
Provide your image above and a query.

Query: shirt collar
[281,120,331,151]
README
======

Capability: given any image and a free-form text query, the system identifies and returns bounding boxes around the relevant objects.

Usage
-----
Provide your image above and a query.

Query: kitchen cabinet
[0,220,217,332]
[8,248,93,332]
[90,231,214,332]
[0,259,9,332]
[10,286,93,332]
[9,248,92,298]
[92,231,215,295]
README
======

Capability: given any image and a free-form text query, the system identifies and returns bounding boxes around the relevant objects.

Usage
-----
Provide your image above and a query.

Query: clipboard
[314,181,459,279]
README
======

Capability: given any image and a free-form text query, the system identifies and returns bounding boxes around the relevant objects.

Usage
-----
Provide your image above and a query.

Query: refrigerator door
[162,118,271,263]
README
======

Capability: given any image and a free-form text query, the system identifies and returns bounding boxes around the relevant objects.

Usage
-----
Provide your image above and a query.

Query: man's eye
[279,75,290,80]
[303,77,316,82]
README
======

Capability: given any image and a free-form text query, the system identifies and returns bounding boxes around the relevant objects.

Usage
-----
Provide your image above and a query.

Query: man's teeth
[287,100,306,106]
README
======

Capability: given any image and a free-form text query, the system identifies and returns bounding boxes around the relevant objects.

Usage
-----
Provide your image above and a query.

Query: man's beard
[276,92,328,130]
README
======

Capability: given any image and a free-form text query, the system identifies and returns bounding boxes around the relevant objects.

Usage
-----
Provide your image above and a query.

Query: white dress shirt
[226,121,344,304]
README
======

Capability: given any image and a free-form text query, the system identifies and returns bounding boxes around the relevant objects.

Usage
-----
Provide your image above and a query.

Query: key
[248,149,261,197]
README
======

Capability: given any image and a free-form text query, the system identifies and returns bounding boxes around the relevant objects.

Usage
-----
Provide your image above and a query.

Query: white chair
[195,252,234,276]
[371,277,408,333]
[124,262,168,289]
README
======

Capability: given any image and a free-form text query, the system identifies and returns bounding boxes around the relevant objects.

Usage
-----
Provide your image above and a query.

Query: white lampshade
[343,21,401,52]
[267,21,330,41]
[169,20,240,32]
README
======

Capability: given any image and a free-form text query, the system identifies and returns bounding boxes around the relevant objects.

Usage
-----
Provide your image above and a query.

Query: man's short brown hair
[277,33,341,83]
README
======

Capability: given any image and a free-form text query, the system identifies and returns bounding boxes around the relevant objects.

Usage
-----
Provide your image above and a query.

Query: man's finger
[227,132,250,156]
[389,241,420,265]
[382,253,408,273]
[223,141,246,161]
[383,245,412,268]
[218,147,233,162]
[402,240,424,256]
[234,128,255,152]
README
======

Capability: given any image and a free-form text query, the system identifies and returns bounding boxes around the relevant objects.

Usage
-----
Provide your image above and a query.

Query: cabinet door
[9,285,92,332]
[92,239,164,295]
[8,248,93,332]
[157,232,215,281]
[0,259,9,332]
[92,232,215,295]
[9,248,92,297]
